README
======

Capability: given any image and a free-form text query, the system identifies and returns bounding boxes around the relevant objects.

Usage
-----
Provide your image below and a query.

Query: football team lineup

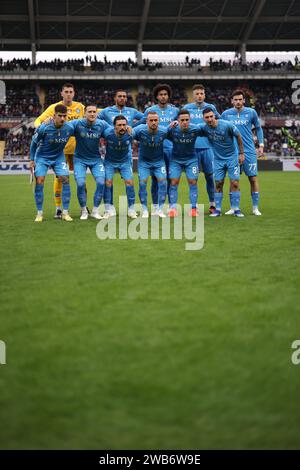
[30,83,264,223]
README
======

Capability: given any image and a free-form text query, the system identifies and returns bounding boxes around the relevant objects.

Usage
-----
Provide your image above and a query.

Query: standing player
[141,84,179,214]
[132,111,168,218]
[166,110,202,217]
[183,84,220,213]
[99,89,144,214]
[30,105,73,222]
[221,90,264,216]
[199,108,245,217]
[67,104,109,220]
[34,83,85,219]
[102,115,137,219]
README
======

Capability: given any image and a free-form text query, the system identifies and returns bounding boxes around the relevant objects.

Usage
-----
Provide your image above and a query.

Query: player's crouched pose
[30,104,73,222]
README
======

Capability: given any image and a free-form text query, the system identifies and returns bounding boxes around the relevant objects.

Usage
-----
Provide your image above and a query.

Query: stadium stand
[0,80,299,158]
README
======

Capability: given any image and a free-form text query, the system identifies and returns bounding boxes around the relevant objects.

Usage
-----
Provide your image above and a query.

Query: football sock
[158,179,167,209]
[231,191,241,210]
[94,178,105,207]
[62,181,71,210]
[252,191,260,209]
[205,173,215,203]
[34,183,44,211]
[215,192,223,211]
[76,178,86,208]
[169,184,178,208]
[54,177,62,207]
[139,181,148,210]
[189,183,198,209]
[126,184,135,208]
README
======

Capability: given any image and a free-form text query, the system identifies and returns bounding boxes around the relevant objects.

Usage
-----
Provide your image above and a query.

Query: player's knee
[96,177,105,186]
[230,180,240,191]
[170,178,179,185]
[60,175,69,185]
[125,180,134,186]
[36,177,45,185]
[76,177,85,188]
[215,180,223,191]
[188,179,197,185]
[105,180,113,187]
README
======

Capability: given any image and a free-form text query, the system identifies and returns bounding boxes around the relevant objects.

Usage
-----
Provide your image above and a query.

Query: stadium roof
[0,0,300,52]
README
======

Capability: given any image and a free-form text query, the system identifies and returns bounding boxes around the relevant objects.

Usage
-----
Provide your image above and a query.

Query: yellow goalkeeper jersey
[34,100,85,155]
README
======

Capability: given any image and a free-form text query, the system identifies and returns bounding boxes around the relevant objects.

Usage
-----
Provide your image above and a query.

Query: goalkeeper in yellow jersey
[34,83,85,218]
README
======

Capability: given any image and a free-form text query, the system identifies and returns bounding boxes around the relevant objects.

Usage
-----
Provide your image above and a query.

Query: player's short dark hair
[85,103,97,110]
[152,83,172,99]
[192,84,205,91]
[177,109,190,117]
[115,89,127,96]
[113,115,127,125]
[61,83,75,91]
[54,104,68,114]
[147,111,158,116]
[202,107,215,116]
[232,89,245,99]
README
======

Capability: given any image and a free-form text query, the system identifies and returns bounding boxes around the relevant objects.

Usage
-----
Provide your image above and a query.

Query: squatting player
[34,83,85,219]
[132,111,168,219]
[166,110,203,217]
[67,104,109,220]
[183,84,220,214]
[221,90,264,216]
[200,108,245,217]
[30,104,73,222]
[102,115,137,220]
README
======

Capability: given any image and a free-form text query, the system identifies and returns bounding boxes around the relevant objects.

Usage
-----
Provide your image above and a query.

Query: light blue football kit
[221,106,263,210]
[102,127,135,209]
[183,101,220,204]
[141,104,179,204]
[132,124,168,210]
[166,124,203,209]
[221,106,263,177]
[99,105,143,206]
[67,118,109,209]
[198,120,242,213]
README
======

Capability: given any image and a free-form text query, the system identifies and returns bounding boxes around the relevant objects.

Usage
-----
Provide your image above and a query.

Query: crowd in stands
[1,56,300,73]
[209,56,299,72]
[1,82,299,157]
[0,85,40,118]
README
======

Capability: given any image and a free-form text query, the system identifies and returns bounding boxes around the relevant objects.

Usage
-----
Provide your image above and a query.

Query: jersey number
[233,166,239,176]
[249,163,257,171]
[61,162,68,170]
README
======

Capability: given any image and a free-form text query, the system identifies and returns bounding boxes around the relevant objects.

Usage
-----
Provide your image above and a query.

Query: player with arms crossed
[141,84,179,214]
[221,90,264,216]
[30,104,73,222]
[35,83,85,219]
[102,115,137,219]
[166,110,203,217]
[67,104,109,220]
[200,108,245,217]
[132,111,168,219]
[183,84,220,214]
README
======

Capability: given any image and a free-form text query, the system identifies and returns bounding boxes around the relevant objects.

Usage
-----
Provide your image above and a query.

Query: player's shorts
[138,160,167,180]
[64,154,74,171]
[241,154,258,177]
[214,158,240,181]
[195,148,214,174]
[35,154,69,178]
[74,158,105,181]
[105,160,133,181]
[169,159,199,180]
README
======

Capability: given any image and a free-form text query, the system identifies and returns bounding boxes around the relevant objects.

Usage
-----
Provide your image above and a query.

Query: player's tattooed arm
[237,134,245,164]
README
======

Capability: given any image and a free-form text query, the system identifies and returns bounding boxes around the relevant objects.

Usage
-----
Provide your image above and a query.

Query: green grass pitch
[0,172,299,450]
